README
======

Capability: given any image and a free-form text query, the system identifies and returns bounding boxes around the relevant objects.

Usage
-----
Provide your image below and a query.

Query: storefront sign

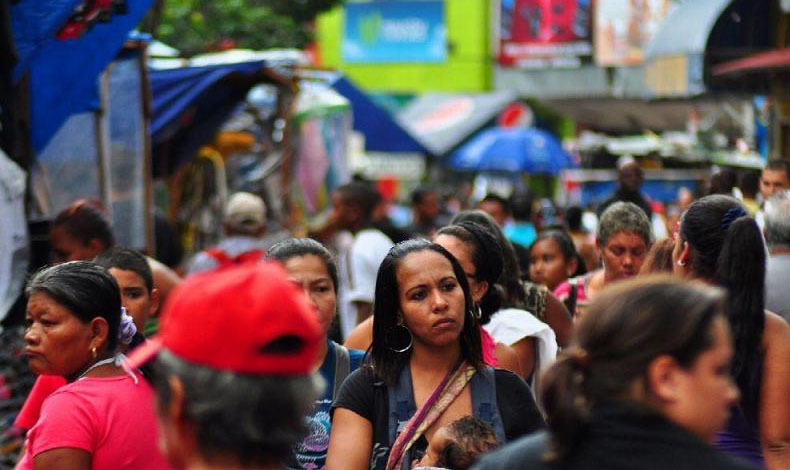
[498,0,592,68]
[594,0,673,66]
[342,1,446,63]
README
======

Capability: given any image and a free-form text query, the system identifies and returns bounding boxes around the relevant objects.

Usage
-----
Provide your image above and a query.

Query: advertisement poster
[342,1,446,63]
[595,0,674,66]
[499,0,592,68]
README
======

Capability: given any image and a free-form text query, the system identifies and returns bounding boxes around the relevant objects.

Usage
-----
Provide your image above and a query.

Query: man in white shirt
[331,182,394,340]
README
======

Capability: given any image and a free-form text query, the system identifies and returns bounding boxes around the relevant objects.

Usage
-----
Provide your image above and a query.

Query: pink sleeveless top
[479,327,498,366]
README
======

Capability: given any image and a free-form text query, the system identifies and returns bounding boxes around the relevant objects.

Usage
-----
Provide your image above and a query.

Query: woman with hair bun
[450,210,573,348]
[474,276,749,470]
[434,221,557,387]
[17,261,170,470]
[673,194,790,470]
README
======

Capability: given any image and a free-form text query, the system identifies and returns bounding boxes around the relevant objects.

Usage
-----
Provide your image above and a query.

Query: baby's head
[414,416,500,470]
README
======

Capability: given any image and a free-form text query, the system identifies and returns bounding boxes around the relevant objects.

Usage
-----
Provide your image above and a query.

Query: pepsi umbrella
[449,127,575,174]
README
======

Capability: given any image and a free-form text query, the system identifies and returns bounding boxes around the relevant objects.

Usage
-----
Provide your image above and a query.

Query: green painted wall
[316,0,493,93]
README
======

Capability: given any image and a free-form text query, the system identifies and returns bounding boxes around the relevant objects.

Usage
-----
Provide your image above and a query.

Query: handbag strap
[385,362,476,470]
[332,342,351,400]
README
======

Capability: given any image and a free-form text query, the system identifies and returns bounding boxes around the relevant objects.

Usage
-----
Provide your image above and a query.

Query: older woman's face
[282,255,337,334]
[396,250,466,349]
[24,292,95,377]
[599,231,647,282]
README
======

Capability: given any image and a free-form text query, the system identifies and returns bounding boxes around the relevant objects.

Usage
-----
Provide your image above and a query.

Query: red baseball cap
[127,262,322,375]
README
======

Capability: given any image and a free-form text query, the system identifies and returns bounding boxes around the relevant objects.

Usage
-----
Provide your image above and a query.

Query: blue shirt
[505,222,537,249]
[291,341,364,470]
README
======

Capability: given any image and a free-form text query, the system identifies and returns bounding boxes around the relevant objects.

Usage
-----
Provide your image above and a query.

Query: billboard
[595,0,674,66]
[342,1,446,63]
[499,0,592,68]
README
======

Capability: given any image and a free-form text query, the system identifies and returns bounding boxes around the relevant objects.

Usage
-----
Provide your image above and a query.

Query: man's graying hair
[596,201,653,247]
[764,190,790,249]
[152,350,318,468]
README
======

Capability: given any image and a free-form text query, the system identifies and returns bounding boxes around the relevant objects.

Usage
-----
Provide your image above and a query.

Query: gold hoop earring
[91,346,97,360]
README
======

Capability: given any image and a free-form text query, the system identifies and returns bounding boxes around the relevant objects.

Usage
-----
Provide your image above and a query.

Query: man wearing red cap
[128,262,323,470]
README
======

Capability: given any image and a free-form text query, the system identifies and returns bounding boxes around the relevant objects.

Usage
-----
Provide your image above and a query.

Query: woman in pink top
[17,261,171,470]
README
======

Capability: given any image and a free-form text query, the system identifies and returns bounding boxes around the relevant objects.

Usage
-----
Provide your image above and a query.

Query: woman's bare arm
[327,408,374,470]
[494,342,523,377]
[544,292,572,348]
[345,316,374,351]
[760,311,790,470]
[34,448,91,470]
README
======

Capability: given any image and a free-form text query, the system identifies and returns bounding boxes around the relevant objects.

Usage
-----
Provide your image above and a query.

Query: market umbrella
[449,127,575,174]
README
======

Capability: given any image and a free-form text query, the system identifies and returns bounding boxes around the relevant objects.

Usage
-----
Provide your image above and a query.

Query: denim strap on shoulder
[470,365,507,443]
[388,365,416,446]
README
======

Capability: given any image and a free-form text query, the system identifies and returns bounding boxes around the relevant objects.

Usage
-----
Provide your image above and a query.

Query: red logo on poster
[499,0,591,67]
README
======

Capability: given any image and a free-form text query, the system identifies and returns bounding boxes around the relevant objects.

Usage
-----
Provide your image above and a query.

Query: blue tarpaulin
[329,75,427,154]
[148,66,427,175]
[11,0,154,152]
[150,61,267,142]
[149,61,269,175]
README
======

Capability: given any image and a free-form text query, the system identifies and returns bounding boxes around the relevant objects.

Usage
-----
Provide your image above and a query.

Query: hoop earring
[472,304,482,320]
[385,324,413,353]
[91,346,97,360]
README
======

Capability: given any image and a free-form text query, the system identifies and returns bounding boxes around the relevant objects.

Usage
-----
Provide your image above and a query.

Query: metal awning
[643,0,733,98]
[538,97,750,134]
[712,48,790,76]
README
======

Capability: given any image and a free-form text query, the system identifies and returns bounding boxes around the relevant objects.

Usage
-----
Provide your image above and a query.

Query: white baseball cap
[224,192,266,231]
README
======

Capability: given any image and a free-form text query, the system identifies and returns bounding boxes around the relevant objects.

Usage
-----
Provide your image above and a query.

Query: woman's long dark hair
[450,210,526,308]
[541,276,725,461]
[369,239,483,385]
[436,221,504,324]
[679,194,765,416]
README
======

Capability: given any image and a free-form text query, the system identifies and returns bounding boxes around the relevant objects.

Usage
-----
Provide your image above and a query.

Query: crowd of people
[4,157,790,470]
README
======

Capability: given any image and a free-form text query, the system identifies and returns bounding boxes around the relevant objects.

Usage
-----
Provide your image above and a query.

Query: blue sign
[343,1,447,63]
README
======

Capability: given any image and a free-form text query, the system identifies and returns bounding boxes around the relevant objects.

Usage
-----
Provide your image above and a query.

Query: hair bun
[720,206,747,231]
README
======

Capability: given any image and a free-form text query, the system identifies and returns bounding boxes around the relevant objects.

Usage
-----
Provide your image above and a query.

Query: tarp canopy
[149,60,287,176]
[11,0,155,152]
[397,91,518,156]
[327,74,428,154]
[539,97,750,134]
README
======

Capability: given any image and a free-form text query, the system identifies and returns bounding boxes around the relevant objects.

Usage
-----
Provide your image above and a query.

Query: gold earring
[91,346,97,360]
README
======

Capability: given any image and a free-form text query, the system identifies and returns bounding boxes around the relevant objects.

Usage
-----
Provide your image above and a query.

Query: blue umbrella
[449,127,575,174]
